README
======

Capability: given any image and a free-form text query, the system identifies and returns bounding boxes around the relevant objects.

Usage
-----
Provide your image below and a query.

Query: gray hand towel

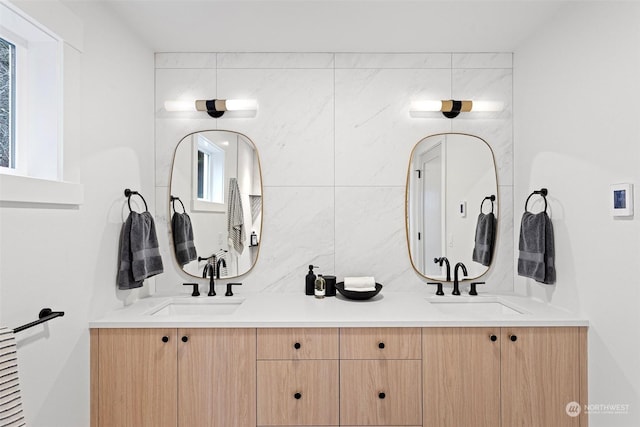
[117,211,164,289]
[517,211,555,284]
[472,212,496,266]
[172,212,197,265]
[227,178,245,254]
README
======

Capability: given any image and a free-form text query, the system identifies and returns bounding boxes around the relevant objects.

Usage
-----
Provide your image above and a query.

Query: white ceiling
[105,0,572,53]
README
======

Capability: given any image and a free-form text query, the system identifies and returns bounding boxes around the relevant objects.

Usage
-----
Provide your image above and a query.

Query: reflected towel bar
[13,308,65,333]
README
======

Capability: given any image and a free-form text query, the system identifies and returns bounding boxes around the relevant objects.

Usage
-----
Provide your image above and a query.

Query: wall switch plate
[459,201,467,218]
[611,183,633,217]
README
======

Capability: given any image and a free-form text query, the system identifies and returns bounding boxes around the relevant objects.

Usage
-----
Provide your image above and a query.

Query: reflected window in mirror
[196,134,225,205]
[405,133,498,281]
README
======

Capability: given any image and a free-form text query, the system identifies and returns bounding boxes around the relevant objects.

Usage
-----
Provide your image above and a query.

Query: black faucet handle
[469,282,484,296]
[427,282,444,296]
[225,282,242,296]
[183,283,200,297]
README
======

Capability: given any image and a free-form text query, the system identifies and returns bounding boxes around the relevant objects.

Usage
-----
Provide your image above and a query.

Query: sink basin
[427,296,526,316]
[147,297,245,316]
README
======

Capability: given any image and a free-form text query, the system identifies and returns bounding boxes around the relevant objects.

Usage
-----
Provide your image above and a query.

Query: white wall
[154,53,514,295]
[0,1,154,426]
[514,3,640,425]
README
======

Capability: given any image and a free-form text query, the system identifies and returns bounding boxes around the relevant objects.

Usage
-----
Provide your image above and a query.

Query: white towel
[227,178,246,254]
[0,328,26,427]
[344,276,376,292]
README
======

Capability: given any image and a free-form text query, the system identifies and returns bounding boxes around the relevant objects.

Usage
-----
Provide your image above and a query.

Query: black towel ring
[170,196,186,214]
[480,195,496,214]
[124,188,148,212]
[524,188,548,213]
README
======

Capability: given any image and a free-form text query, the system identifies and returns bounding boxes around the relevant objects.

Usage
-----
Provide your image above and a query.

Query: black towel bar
[13,308,64,333]
[525,188,548,213]
[124,188,148,212]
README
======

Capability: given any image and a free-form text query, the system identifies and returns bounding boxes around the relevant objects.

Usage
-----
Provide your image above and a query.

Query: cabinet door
[257,328,339,360]
[340,327,421,360]
[501,327,581,427]
[422,328,500,427]
[340,360,422,426]
[178,328,256,427]
[93,328,177,427]
[257,360,339,426]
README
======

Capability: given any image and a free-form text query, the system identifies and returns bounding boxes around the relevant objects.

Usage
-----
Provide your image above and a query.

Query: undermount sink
[147,297,245,316]
[427,296,527,316]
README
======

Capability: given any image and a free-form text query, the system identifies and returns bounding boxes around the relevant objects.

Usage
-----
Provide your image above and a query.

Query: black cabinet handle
[489,334,497,342]
[510,334,517,342]
[378,392,386,399]
[294,342,301,349]
[182,336,189,343]
[378,342,385,349]
[162,336,169,343]
[294,392,302,399]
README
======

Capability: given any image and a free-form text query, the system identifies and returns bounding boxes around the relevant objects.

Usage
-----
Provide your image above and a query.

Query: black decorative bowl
[335,282,383,300]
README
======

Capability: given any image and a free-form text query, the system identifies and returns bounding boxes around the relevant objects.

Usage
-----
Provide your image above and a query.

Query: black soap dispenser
[305,265,318,296]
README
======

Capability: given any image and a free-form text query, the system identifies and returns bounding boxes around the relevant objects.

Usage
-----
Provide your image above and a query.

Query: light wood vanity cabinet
[423,327,588,427]
[92,325,586,427]
[91,328,256,427]
[339,328,422,426]
[256,328,340,426]
[91,328,178,427]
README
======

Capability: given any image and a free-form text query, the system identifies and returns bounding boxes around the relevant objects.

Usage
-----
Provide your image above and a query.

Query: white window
[0,36,15,169]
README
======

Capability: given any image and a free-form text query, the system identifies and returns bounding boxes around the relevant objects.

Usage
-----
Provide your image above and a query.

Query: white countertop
[89,289,589,328]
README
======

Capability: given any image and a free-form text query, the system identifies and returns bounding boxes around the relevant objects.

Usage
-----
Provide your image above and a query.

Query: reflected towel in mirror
[227,178,245,254]
[172,212,197,265]
[472,212,496,266]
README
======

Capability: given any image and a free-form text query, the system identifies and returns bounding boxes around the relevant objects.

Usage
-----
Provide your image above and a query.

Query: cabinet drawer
[257,360,339,426]
[257,328,339,360]
[340,360,422,426]
[340,328,421,359]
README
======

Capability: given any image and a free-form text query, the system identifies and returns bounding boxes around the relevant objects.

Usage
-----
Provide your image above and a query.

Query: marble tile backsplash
[154,52,514,295]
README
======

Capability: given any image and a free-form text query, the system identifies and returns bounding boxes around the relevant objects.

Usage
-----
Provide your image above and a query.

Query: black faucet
[434,257,451,281]
[203,263,216,296]
[453,262,467,296]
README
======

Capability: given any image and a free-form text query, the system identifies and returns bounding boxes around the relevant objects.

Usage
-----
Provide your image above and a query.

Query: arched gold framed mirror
[405,132,498,281]
[169,130,263,279]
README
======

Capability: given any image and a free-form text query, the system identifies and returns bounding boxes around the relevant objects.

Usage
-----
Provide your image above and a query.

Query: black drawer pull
[162,336,169,343]
[378,342,385,349]
[182,336,189,343]
[489,334,497,342]
[294,392,302,399]
[510,334,517,342]
[378,392,386,399]
[294,342,301,349]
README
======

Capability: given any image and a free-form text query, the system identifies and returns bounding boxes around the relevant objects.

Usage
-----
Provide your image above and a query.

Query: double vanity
[90,130,587,426]
[90,291,588,427]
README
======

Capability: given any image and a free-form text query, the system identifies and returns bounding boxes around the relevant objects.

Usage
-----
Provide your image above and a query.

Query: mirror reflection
[170,130,262,279]
[406,133,498,280]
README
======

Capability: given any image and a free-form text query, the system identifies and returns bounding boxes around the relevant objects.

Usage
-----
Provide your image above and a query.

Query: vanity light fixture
[410,99,503,119]
[164,99,258,118]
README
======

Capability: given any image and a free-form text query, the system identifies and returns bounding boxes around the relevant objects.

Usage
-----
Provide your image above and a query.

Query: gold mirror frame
[405,132,498,282]
[168,129,264,280]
